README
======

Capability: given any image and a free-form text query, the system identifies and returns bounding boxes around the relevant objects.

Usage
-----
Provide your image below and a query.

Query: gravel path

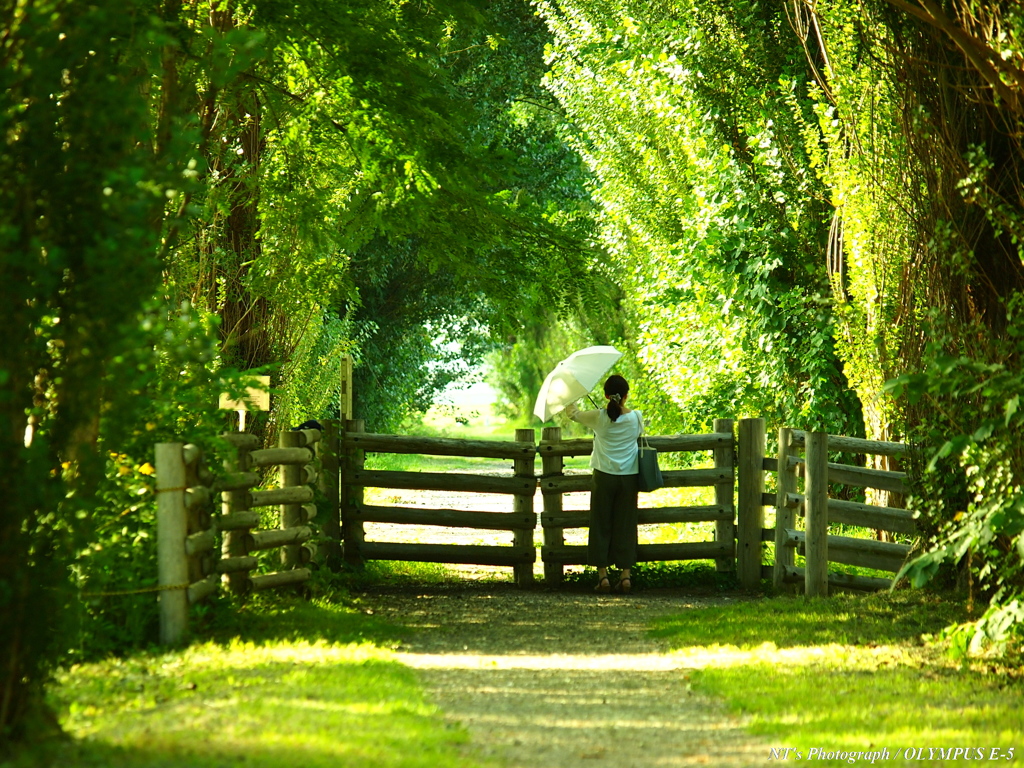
[360,583,772,768]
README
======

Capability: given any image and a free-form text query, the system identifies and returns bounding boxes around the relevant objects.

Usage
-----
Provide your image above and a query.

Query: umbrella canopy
[533,345,623,422]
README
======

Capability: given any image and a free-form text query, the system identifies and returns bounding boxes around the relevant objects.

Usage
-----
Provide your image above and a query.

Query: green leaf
[971,422,994,442]
[895,550,947,589]
[1004,394,1020,427]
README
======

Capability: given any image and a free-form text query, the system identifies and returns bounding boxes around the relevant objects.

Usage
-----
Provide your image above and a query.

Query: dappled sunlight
[667,641,911,669]
[174,638,394,668]
[48,638,471,768]
[362,589,773,767]
[401,651,682,671]
[649,591,964,650]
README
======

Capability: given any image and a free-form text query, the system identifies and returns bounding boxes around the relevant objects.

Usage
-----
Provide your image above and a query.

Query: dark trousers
[587,469,639,569]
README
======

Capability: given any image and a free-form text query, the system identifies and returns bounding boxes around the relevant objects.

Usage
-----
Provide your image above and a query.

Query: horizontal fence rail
[542,541,734,566]
[770,494,917,536]
[790,430,909,457]
[346,432,536,459]
[538,467,731,495]
[344,468,535,495]
[542,505,735,529]
[536,432,734,457]
[359,542,534,567]
[353,505,537,530]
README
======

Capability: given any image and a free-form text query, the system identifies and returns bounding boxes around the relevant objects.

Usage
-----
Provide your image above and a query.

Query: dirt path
[357,463,771,766]
[360,583,772,768]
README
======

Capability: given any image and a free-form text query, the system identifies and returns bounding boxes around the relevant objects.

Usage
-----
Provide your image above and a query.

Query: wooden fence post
[182,444,205,586]
[513,428,536,588]
[181,444,221,605]
[541,426,564,586]
[804,430,830,597]
[339,355,353,422]
[341,418,366,568]
[736,417,765,590]
[221,433,259,595]
[773,427,799,593]
[713,417,735,573]
[280,430,304,568]
[156,442,189,645]
[318,419,342,571]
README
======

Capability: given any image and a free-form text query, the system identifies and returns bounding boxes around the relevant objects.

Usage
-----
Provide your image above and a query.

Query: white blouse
[565,404,643,475]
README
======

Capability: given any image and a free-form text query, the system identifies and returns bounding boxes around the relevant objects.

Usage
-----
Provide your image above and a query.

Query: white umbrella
[533,345,623,422]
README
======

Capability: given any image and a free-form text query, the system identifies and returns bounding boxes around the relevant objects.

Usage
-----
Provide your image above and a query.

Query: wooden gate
[766,428,915,596]
[337,418,764,585]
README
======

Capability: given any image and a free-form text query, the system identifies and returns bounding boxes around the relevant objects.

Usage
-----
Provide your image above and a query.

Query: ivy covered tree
[535,0,863,436]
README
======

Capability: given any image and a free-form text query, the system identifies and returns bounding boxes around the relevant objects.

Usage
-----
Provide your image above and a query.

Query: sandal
[594,576,611,593]
[613,576,632,594]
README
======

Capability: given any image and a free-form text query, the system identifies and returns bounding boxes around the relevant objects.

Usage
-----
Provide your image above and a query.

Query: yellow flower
[118,465,131,476]
[145,423,157,431]
[138,462,156,476]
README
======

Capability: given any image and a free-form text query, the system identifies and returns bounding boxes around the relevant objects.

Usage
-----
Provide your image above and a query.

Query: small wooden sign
[339,355,353,422]
[219,375,271,411]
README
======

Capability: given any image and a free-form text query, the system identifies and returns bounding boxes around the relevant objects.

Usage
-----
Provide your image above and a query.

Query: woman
[565,374,643,594]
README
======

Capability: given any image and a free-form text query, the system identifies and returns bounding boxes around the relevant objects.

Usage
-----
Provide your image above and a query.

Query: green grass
[651,591,1024,765]
[561,560,737,591]
[416,402,523,441]
[10,598,493,768]
[337,560,468,588]
[365,452,504,473]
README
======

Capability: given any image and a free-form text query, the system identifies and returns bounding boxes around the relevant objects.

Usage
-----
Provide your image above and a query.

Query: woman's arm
[565,402,600,428]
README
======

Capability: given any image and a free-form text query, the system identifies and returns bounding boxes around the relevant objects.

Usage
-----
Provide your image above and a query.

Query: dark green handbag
[638,433,663,492]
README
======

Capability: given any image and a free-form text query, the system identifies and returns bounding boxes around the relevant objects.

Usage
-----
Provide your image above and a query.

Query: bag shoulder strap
[638,413,653,449]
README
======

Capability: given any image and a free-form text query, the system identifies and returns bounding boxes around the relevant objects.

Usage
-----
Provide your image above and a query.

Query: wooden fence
[155,417,919,644]
[333,418,916,597]
[764,428,915,597]
[155,426,334,644]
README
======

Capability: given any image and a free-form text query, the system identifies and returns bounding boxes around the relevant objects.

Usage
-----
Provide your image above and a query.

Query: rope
[155,485,188,493]
[81,582,192,598]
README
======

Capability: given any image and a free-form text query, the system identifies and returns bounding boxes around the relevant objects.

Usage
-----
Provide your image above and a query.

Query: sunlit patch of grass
[652,591,962,648]
[690,652,1022,765]
[24,597,492,768]
[415,402,515,440]
[652,591,1023,765]
[342,560,462,587]
[364,452,506,473]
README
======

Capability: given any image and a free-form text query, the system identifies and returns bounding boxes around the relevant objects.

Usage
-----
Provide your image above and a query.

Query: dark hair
[604,374,629,422]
